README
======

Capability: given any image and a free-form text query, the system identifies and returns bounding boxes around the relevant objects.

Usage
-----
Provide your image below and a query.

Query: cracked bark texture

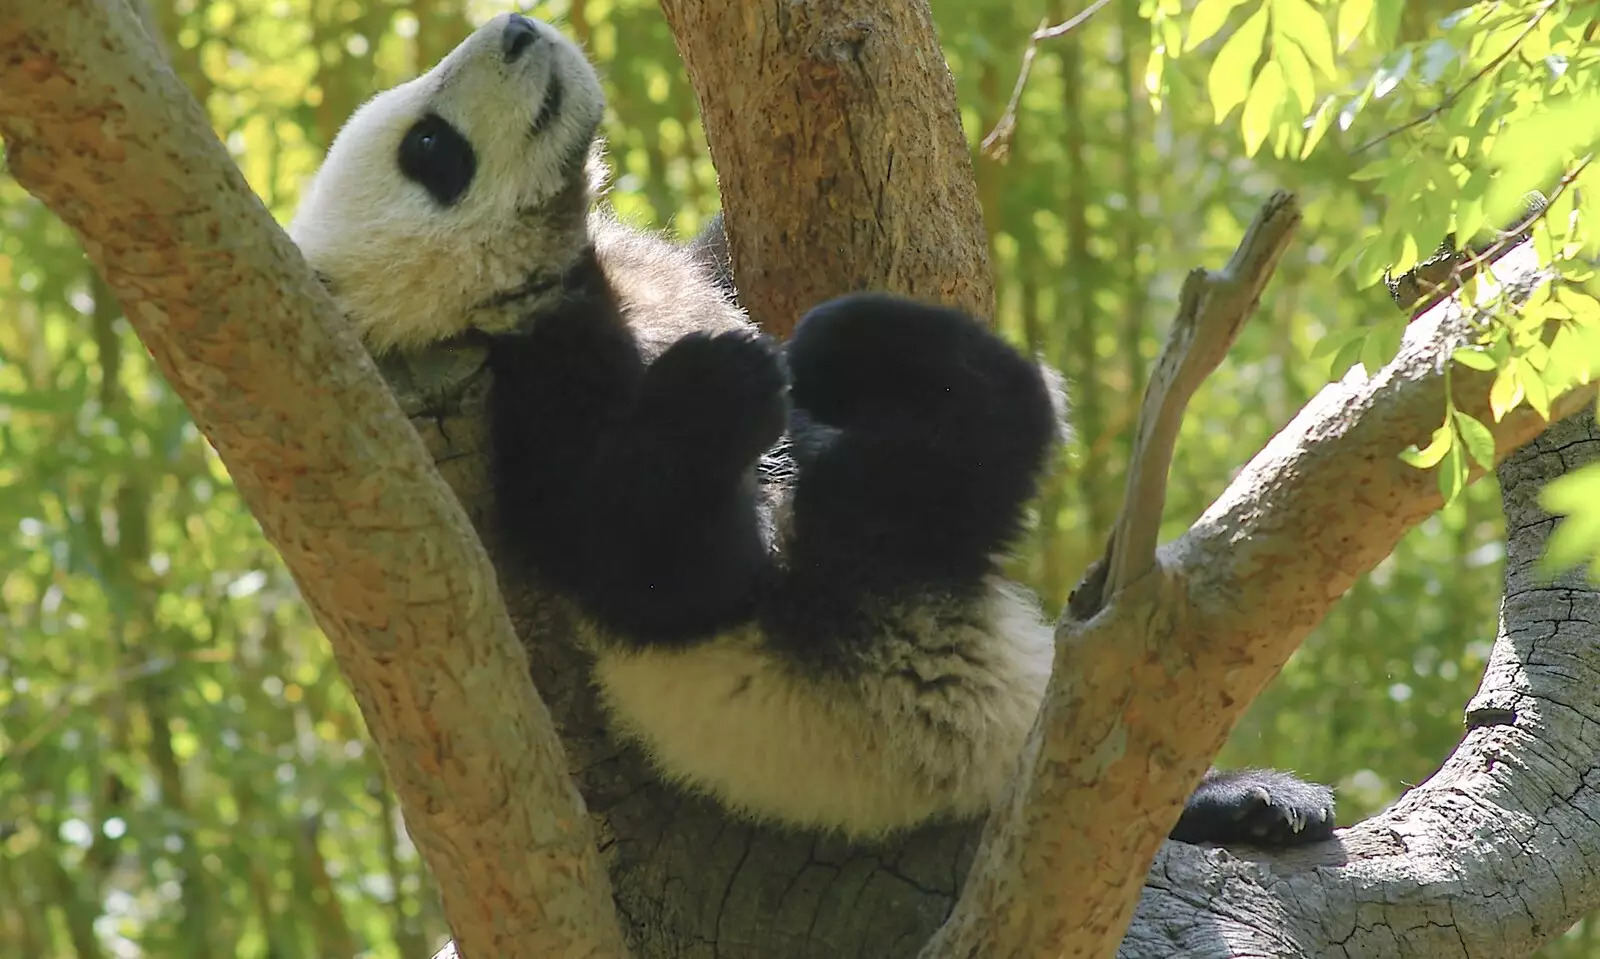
[656,0,993,336]
[1117,411,1600,957]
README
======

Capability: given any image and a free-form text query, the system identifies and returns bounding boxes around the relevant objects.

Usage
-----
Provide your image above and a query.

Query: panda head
[289,13,608,353]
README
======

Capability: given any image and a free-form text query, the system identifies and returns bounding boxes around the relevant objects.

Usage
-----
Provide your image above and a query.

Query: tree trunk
[657,0,994,335]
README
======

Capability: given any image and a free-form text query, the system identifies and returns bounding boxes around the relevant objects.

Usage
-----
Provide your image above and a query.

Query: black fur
[398,113,476,207]
[761,293,1060,659]
[481,271,1336,848]
[486,246,780,644]
[1173,768,1336,846]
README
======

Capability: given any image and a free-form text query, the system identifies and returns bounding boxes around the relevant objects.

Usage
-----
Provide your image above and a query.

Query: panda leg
[489,312,786,645]
[1171,767,1336,847]
[763,293,1059,649]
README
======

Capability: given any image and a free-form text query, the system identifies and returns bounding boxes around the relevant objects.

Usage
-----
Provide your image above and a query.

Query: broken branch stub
[1069,191,1302,620]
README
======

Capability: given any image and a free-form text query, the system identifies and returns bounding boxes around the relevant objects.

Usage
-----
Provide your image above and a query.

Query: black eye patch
[398,112,476,207]
[530,75,563,136]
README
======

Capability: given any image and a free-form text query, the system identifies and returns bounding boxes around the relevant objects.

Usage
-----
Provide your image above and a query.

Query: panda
[288,12,1336,847]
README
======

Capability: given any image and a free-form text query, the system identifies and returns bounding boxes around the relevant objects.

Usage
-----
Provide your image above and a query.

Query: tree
[2,0,1598,958]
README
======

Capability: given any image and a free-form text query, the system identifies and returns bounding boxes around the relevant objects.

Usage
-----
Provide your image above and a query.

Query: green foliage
[3,0,1600,954]
[1160,0,1600,574]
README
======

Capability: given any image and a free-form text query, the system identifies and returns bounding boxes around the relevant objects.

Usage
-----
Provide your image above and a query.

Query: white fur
[289,13,606,353]
[591,579,1054,838]
[291,14,1065,843]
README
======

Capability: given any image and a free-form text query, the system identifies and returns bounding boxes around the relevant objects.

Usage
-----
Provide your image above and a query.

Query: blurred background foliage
[1,0,1596,955]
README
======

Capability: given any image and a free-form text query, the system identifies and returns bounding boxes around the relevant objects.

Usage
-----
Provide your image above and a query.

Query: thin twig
[1353,0,1557,155]
[1453,156,1590,276]
[981,0,1115,160]
[1394,157,1591,320]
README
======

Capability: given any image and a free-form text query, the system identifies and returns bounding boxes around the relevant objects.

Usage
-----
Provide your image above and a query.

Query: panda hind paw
[1171,768,1336,848]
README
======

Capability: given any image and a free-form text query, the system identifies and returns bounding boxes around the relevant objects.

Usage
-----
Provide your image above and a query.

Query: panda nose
[502,14,540,63]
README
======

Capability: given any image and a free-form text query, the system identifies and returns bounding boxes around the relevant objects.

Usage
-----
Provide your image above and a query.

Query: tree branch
[924,215,1594,957]
[0,2,626,956]
[1069,191,1302,620]
[979,0,1114,161]
[1121,410,1600,957]
[657,0,993,335]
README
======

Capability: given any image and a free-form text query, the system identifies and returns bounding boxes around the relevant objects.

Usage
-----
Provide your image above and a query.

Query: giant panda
[288,12,1336,847]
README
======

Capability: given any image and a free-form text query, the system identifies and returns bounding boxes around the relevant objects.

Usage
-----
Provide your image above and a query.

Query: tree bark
[1117,410,1600,957]
[0,4,625,958]
[656,0,994,336]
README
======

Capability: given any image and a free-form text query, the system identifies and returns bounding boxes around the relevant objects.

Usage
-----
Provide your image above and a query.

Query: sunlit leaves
[1272,0,1338,79]
[1299,95,1338,157]
[1187,0,1253,51]
[1207,5,1269,122]
[1242,61,1286,154]
[1400,400,1499,509]
[1483,93,1600,228]
[1275,34,1317,112]
[1336,0,1374,51]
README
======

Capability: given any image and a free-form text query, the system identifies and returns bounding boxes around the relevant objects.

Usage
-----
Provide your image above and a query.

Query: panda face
[289,13,607,353]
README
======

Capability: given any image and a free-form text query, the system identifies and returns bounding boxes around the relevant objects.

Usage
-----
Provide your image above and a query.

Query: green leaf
[1300,96,1337,158]
[1188,0,1254,51]
[1401,422,1454,469]
[1544,322,1596,391]
[1272,0,1338,78]
[1359,321,1404,373]
[1488,364,1525,421]
[1336,0,1374,51]
[1451,347,1498,372]
[1437,440,1466,508]
[1519,14,1553,61]
[1519,356,1551,419]
[1274,36,1316,114]
[1451,410,1497,471]
[1330,333,1368,378]
[1241,60,1286,156]
[1145,48,1166,99]
[1208,6,1270,122]
[1454,196,1487,248]
[1348,155,1400,182]
[1310,325,1366,361]
[1331,228,1380,276]
[1540,464,1600,575]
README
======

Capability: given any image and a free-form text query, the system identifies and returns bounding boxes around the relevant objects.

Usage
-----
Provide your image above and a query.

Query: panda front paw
[1170,767,1336,848]
[636,329,790,472]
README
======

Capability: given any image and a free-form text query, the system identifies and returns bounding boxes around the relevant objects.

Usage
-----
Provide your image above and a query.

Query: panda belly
[590,577,1056,840]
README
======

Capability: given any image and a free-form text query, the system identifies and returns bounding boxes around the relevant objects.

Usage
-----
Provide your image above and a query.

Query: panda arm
[576,328,788,643]
[488,293,785,646]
